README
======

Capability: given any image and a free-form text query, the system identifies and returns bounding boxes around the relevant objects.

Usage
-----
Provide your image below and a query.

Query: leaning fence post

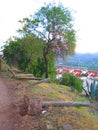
[0,52,3,72]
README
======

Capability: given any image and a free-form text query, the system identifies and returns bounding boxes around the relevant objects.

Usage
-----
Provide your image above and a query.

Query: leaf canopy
[18,4,76,55]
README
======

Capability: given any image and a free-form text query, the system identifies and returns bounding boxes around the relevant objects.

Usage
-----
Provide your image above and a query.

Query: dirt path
[0,76,21,130]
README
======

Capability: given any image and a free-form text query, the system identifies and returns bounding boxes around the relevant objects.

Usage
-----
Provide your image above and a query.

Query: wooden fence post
[0,54,2,72]
[0,52,3,72]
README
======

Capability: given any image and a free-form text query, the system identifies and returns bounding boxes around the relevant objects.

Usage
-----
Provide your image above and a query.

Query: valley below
[56,53,98,71]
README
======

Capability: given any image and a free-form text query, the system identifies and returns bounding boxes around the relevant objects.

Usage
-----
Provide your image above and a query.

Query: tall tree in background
[3,35,44,69]
[18,4,76,78]
[3,4,76,78]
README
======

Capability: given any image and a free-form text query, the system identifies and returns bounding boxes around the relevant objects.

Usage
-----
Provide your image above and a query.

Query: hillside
[1,63,98,130]
[66,53,98,71]
[15,79,98,130]
[57,53,98,71]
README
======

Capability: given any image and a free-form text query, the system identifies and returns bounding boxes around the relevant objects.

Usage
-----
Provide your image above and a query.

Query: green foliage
[26,57,46,77]
[90,81,95,100]
[3,35,56,78]
[3,39,24,67]
[81,73,88,77]
[3,35,44,70]
[3,4,76,78]
[90,80,98,100]
[95,84,98,99]
[18,4,76,77]
[19,4,75,43]
[59,73,82,92]
[84,79,98,100]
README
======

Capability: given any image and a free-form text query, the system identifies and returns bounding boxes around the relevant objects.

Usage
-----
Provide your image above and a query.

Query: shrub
[84,79,98,100]
[59,73,83,92]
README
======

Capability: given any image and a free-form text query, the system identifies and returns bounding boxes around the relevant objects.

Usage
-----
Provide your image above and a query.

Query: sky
[0,0,98,53]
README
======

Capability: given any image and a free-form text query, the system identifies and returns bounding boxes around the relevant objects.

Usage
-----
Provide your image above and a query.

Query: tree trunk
[43,52,48,78]
[19,97,90,116]
[42,101,90,107]
[29,78,50,86]
[45,59,48,78]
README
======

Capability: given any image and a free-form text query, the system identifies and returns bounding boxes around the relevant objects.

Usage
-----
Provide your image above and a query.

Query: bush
[59,73,83,92]
[84,79,98,100]
[82,73,88,77]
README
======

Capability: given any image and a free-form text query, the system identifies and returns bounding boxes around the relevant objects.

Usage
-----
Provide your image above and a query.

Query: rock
[62,124,73,130]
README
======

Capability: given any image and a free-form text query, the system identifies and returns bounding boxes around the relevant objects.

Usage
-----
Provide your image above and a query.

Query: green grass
[16,81,98,130]
[1,62,98,129]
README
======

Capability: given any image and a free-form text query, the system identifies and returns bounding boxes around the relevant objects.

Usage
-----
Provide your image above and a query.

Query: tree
[18,3,76,78]
[3,38,23,67]
[3,35,44,70]
[3,35,56,78]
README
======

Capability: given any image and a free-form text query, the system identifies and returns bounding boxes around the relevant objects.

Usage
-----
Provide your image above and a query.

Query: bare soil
[0,75,21,130]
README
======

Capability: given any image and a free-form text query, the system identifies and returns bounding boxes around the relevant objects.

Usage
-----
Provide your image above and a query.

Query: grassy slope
[1,64,98,129]
[16,80,98,130]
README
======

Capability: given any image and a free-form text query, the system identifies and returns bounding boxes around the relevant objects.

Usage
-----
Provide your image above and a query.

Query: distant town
[56,53,98,80]
[56,64,98,78]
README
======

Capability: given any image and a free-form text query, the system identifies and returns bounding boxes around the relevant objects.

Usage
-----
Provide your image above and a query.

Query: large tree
[3,4,76,78]
[18,4,76,78]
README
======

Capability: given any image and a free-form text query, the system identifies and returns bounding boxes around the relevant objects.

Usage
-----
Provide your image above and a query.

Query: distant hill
[56,53,98,71]
[68,53,98,59]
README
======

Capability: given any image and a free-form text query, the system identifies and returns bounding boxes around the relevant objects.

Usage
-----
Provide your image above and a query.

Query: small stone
[47,124,53,129]
[62,124,73,130]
